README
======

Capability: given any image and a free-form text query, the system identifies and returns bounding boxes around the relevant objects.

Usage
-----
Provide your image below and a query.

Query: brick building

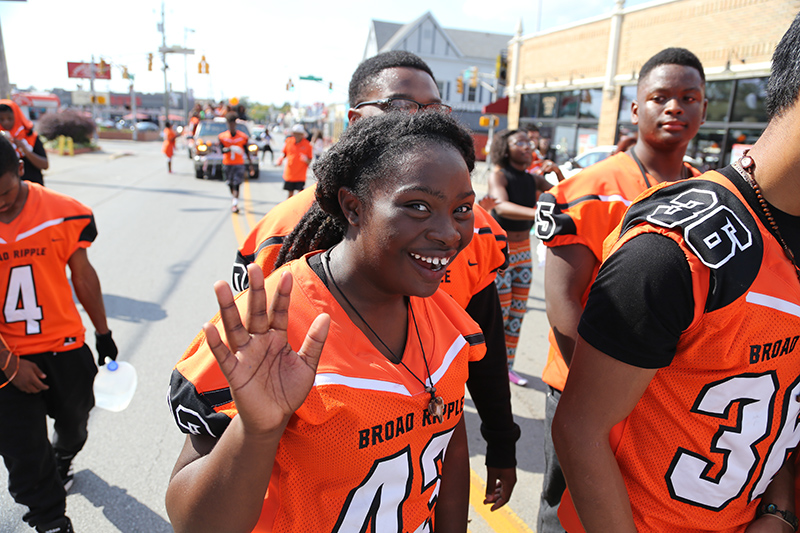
[506,0,799,169]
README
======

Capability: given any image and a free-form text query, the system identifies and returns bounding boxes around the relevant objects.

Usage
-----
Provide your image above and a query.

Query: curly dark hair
[489,129,524,169]
[348,51,436,107]
[275,111,475,267]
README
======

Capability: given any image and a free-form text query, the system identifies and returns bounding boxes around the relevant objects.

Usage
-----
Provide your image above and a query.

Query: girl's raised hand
[203,264,330,437]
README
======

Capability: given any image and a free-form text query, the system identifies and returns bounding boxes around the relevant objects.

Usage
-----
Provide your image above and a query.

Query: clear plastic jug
[93,360,137,412]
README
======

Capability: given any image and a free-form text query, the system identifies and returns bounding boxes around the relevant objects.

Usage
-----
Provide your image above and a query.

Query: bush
[37,110,95,144]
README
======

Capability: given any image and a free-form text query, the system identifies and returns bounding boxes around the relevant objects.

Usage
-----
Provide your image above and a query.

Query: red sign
[67,62,111,80]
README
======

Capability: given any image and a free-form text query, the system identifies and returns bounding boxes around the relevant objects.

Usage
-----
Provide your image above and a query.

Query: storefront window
[687,129,726,170]
[520,93,539,118]
[554,124,577,160]
[617,85,637,123]
[576,125,599,156]
[705,80,733,122]
[579,89,603,119]
[725,128,763,165]
[558,90,580,118]
[732,78,768,123]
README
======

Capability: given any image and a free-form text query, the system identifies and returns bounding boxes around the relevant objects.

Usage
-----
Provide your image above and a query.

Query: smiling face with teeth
[339,142,475,300]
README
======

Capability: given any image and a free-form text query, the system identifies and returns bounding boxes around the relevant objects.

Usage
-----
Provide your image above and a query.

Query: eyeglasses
[353,97,452,114]
[510,140,533,148]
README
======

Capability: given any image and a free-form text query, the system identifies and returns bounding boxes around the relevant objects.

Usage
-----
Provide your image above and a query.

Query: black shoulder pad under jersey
[617,179,763,312]
[168,369,233,439]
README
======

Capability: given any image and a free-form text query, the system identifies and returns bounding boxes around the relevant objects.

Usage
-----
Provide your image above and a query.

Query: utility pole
[0,16,11,99]
[183,27,194,124]
[130,75,138,141]
[159,1,169,125]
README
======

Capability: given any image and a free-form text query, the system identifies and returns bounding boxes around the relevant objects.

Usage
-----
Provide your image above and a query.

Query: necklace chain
[734,152,800,284]
[322,250,445,421]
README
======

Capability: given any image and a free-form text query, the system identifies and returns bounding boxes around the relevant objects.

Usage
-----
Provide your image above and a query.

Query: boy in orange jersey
[276,123,312,198]
[533,47,707,532]
[219,112,255,213]
[553,17,800,532]
[0,135,118,533]
[229,51,520,510]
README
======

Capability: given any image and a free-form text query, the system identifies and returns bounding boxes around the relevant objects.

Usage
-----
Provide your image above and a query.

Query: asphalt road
[0,139,553,533]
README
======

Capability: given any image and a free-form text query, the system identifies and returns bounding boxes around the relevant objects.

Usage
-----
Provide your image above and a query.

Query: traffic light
[470,67,478,88]
[147,53,153,71]
[122,66,129,79]
[328,82,333,91]
[198,55,209,74]
[456,76,464,94]
[496,53,508,84]
[286,78,294,91]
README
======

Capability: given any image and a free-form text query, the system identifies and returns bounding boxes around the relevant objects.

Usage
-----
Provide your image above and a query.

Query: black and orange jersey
[0,183,96,355]
[534,152,700,391]
[560,169,800,532]
[169,252,486,531]
[282,137,312,183]
[218,130,249,166]
[232,185,508,308]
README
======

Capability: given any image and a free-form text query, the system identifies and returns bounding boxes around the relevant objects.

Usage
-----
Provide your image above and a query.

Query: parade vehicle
[188,118,259,180]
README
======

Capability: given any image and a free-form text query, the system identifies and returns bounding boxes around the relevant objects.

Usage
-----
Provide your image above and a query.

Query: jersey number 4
[4,265,43,334]
[331,428,454,533]
[666,373,800,511]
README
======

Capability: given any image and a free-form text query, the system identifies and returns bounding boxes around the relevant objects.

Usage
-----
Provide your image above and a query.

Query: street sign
[67,62,111,80]
[299,75,323,82]
[159,46,195,55]
[72,90,110,106]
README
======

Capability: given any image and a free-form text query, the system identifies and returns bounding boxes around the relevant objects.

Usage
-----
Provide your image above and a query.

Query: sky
[0,0,651,107]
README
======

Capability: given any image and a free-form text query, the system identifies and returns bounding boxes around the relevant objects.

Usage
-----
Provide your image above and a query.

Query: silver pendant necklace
[322,250,444,422]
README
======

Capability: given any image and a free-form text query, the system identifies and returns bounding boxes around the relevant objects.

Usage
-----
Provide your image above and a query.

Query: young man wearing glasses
[214,50,521,511]
[532,47,706,532]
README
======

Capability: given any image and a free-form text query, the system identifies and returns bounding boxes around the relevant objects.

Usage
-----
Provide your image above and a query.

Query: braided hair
[275,111,475,267]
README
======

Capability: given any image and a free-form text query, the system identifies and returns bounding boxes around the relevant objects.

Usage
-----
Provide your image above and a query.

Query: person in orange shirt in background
[218,112,255,214]
[276,124,312,198]
[0,99,48,186]
[162,121,177,173]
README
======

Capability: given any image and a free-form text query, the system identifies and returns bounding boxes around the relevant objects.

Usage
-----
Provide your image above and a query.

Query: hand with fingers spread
[204,264,330,437]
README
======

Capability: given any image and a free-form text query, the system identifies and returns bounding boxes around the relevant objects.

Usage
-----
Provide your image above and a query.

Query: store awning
[482,96,508,115]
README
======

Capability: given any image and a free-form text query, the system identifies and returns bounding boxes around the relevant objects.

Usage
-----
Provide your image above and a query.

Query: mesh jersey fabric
[0,183,96,355]
[534,152,700,390]
[231,184,509,307]
[218,130,249,166]
[281,137,312,183]
[559,171,800,533]
[169,252,486,531]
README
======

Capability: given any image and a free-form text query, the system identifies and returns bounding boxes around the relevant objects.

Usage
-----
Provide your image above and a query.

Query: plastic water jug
[93,360,137,412]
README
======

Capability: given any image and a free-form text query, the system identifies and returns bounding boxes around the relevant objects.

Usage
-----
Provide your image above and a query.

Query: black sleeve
[465,282,520,468]
[578,233,694,369]
[32,136,47,158]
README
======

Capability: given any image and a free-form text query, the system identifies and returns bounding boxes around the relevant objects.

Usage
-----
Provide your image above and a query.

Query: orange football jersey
[170,253,486,531]
[0,183,96,355]
[218,130,249,166]
[560,171,800,532]
[534,152,700,391]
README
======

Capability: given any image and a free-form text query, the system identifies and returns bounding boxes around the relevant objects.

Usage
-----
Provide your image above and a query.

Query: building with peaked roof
[364,11,512,137]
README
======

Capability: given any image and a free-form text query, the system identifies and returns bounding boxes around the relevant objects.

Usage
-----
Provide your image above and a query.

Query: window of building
[579,89,603,119]
[705,80,733,122]
[617,85,637,123]
[558,90,580,118]
[539,93,559,118]
[520,93,539,118]
[467,84,477,102]
[732,78,768,123]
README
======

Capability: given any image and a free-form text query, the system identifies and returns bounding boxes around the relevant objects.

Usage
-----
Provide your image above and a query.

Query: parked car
[558,145,704,180]
[188,119,260,180]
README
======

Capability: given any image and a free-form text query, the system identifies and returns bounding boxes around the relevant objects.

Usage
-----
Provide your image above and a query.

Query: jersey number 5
[4,265,43,334]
